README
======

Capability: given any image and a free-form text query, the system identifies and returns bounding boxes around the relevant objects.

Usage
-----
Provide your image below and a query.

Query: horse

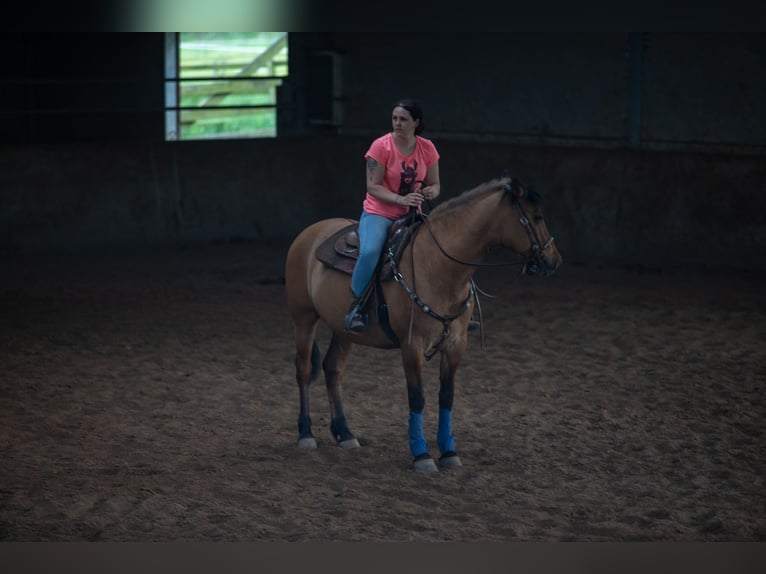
[284,176,562,472]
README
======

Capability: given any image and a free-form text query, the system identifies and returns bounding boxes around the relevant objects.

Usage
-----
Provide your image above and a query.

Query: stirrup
[344,300,368,333]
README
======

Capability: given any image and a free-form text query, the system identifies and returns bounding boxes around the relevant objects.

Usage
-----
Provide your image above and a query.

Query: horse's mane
[430,178,507,216]
[430,177,541,219]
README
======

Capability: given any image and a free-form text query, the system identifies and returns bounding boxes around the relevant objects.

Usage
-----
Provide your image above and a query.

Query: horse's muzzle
[543,255,562,276]
[523,253,562,277]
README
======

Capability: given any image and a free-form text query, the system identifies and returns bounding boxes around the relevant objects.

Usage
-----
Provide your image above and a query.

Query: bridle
[420,177,556,275]
[388,177,556,359]
[511,180,557,276]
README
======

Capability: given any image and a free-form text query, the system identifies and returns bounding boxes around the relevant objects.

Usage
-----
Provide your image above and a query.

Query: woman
[344,99,441,334]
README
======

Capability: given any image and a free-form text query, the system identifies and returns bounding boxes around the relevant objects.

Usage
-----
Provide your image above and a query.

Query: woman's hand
[397,192,424,207]
[420,186,438,200]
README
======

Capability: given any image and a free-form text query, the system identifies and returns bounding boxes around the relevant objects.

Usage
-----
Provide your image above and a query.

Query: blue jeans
[350,211,394,297]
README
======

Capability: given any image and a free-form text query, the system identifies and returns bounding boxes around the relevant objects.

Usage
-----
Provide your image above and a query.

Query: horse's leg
[294,315,320,448]
[401,345,438,473]
[323,333,360,448]
[436,341,466,468]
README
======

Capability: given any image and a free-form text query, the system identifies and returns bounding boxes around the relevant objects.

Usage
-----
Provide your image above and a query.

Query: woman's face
[392,106,419,137]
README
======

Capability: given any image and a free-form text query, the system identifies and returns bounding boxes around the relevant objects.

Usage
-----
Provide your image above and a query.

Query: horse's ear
[501,172,527,200]
[509,178,527,200]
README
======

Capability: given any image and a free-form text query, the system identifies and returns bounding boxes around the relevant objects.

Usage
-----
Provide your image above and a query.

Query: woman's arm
[421,161,441,200]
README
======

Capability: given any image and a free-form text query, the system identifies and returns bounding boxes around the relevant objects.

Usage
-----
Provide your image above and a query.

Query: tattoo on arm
[366,158,379,180]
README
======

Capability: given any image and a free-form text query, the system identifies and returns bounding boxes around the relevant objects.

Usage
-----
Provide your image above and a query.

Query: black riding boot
[344,295,368,334]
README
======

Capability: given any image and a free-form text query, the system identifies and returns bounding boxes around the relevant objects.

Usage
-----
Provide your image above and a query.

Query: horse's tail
[310,340,321,381]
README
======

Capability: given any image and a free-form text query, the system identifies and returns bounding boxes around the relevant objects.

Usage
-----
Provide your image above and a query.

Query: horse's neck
[412,194,503,284]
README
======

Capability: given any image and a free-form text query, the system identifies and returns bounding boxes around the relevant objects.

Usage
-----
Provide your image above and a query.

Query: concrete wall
[2,137,764,269]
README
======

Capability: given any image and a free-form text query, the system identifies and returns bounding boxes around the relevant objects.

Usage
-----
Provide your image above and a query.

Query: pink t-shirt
[363,132,440,219]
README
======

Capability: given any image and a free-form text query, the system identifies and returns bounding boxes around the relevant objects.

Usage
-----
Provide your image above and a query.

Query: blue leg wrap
[408,411,428,457]
[437,408,456,454]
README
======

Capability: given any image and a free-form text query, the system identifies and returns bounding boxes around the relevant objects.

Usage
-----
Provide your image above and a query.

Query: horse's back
[286,218,356,267]
[285,218,357,315]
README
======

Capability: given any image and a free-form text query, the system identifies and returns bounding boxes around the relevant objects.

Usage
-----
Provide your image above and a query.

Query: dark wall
[1,33,764,270]
[292,33,765,150]
[3,137,764,270]
[0,33,165,144]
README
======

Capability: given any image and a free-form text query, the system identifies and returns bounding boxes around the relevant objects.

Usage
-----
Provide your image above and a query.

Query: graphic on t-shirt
[398,160,418,196]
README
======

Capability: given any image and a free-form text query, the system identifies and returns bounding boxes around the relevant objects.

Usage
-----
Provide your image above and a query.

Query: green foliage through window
[166,33,288,140]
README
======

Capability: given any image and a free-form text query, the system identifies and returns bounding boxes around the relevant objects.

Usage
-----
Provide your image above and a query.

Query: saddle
[315,211,423,280]
[314,211,425,346]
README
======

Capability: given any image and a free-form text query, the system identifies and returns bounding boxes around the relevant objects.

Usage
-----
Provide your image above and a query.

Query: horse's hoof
[297,437,317,449]
[439,454,462,468]
[413,457,439,473]
[338,438,361,449]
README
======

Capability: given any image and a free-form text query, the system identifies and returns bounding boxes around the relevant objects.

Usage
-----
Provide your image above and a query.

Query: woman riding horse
[285,176,562,472]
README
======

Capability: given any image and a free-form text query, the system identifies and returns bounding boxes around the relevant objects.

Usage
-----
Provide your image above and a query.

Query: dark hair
[393,99,425,135]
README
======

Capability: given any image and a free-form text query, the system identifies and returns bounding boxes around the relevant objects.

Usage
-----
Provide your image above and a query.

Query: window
[165,32,288,140]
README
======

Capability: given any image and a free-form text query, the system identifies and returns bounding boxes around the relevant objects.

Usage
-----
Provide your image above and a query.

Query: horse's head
[503,178,562,277]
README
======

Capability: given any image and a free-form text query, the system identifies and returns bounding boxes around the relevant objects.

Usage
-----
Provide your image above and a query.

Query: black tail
[310,340,321,381]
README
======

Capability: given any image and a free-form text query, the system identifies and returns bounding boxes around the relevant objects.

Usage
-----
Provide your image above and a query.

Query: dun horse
[284,176,562,472]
